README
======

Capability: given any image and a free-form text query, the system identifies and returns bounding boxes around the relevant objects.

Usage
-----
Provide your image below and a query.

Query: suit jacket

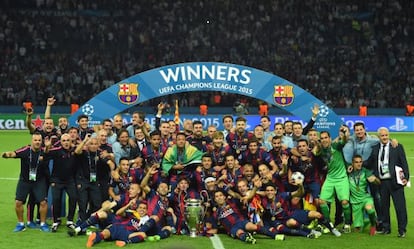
[368,142,410,188]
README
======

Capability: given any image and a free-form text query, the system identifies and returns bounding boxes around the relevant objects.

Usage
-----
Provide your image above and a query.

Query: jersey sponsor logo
[118,83,139,105]
[274,85,294,106]
[218,205,234,219]
[130,217,142,230]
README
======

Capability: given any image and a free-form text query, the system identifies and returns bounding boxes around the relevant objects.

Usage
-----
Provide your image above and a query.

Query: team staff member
[75,135,116,224]
[44,133,78,232]
[2,133,50,232]
[367,127,409,238]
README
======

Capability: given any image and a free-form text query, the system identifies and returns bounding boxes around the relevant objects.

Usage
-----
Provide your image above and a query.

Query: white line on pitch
[0,177,18,180]
[210,234,225,249]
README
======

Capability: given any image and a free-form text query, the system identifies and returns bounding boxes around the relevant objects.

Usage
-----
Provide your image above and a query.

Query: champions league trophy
[184,199,204,237]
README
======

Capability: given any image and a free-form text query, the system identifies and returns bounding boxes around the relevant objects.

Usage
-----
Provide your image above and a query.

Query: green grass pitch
[0,130,413,249]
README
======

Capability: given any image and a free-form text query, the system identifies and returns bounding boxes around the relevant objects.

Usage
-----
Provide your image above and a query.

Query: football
[291,171,305,185]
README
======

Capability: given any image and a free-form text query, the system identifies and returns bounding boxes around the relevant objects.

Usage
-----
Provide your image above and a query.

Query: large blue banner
[69,62,344,136]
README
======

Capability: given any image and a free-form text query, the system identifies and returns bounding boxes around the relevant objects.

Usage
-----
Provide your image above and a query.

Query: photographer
[233,101,249,116]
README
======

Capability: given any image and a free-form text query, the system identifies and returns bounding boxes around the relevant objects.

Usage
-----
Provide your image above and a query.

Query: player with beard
[226,116,254,158]
[268,135,291,190]
[288,139,324,209]
[109,158,133,201]
[69,183,144,236]
[139,165,174,237]
[217,153,243,191]
[260,182,326,239]
[186,120,212,152]
[205,190,283,244]
[169,177,200,234]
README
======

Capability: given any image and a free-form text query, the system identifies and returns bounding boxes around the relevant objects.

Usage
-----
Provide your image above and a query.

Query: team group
[2,97,409,247]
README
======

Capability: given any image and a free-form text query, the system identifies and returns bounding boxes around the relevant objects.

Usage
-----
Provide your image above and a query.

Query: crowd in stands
[0,0,413,108]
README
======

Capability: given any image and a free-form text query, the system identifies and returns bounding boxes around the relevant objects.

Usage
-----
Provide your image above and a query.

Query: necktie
[380,144,385,162]
[139,141,145,150]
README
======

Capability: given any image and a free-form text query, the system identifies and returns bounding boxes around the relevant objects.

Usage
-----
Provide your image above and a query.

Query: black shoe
[376,223,383,231]
[51,223,59,233]
[67,229,76,237]
[377,229,391,235]
[398,232,406,238]
[66,223,76,230]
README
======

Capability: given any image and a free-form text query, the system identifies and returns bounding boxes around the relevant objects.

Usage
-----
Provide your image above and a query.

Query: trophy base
[189,230,198,238]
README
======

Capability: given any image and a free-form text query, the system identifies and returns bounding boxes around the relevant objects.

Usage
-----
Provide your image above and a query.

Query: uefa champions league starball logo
[319,105,330,118]
[81,104,95,116]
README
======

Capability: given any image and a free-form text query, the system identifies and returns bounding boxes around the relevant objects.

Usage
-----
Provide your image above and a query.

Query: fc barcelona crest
[274,85,294,106]
[118,83,139,105]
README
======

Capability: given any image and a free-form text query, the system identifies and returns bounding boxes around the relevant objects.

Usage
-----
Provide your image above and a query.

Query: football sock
[166,213,175,227]
[159,229,171,239]
[140,218,156,233]
[367,208,377,226]
[320,203,330,222]
[277,224,308,237]
[95,232,103,243]
[257,225,277,237]
[238,232,247,241]
[128,235,144,243]
[81,213,99,230]
[342,203,351,224]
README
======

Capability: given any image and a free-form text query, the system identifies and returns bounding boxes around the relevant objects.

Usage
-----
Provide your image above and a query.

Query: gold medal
[271,217,276,221]
[236,149,240,154]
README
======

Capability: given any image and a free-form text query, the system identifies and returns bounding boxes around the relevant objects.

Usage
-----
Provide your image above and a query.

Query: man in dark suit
[367,127,409,238]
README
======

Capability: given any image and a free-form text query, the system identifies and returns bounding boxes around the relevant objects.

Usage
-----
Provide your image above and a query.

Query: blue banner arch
[69,62,343,137]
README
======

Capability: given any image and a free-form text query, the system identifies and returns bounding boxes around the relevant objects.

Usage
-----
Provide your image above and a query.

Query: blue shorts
[230,220,249,238]
[108,224,132,241]
[289,209,310,225]
[305,182,321,199]
[101,213,125,229]
[264,218,284,228]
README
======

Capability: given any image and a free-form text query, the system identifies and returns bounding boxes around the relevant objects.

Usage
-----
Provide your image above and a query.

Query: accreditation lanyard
[87,151,98,182]
[29,149,40,181]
